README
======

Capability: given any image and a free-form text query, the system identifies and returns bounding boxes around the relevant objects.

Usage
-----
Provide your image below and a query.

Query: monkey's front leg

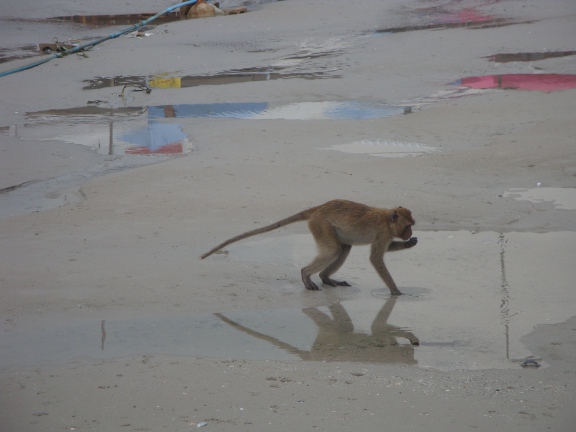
[370,245,403,296]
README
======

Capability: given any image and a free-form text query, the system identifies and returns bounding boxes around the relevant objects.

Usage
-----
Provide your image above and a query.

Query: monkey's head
[391,207,415,240]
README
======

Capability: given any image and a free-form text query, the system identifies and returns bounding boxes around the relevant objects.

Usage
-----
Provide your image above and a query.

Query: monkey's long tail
[201,208,315,259]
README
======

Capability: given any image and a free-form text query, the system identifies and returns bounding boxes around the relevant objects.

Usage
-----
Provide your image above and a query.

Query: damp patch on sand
[503,187,576,210]
[321,140,438,158]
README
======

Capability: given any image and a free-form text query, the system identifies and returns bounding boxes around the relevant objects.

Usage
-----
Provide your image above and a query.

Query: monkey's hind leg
[301,247,342,290]
[301,219,344,290]
[319,244,352,287]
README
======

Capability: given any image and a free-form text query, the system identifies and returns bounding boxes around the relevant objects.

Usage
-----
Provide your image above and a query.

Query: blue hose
[0,0,197,78]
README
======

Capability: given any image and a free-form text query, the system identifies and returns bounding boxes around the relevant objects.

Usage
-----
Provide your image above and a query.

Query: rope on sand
[0,0,197,78]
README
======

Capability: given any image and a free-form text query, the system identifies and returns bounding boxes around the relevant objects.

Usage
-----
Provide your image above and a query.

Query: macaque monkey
[201,199,417,295]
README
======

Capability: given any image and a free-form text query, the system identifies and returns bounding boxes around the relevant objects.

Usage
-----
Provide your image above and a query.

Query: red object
[459,74,576,92]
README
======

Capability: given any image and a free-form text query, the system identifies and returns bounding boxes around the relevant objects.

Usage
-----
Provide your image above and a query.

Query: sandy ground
[1,0,576,430]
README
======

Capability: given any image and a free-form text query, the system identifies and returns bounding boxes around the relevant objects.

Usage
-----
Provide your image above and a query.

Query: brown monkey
[201,199,417,295]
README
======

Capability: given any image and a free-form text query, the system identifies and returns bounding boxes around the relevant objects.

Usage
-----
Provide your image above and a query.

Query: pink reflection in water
[457,74,576,92]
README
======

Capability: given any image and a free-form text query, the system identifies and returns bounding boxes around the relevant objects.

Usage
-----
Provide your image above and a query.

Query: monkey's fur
[201,200,417,295]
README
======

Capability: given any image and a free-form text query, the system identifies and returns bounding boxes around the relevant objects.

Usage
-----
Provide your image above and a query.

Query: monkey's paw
[321,277,351,287]
[304,281,322,291]
[405,237,418,248]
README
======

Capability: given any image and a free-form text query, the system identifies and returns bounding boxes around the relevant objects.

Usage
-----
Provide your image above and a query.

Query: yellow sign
[148,77,182,88]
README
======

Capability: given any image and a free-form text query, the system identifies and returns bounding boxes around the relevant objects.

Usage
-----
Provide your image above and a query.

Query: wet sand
[1,0,576,430]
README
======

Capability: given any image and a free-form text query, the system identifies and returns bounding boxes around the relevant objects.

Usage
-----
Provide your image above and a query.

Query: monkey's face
[393,207,415,240]
[400,224,413,240]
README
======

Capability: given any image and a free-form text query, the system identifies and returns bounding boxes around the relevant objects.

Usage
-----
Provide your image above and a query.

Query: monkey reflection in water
[214,296,419,364]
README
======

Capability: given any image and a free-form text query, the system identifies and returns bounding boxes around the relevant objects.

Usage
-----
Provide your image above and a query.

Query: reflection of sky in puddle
[453,74,576,92]
[148,101,405,120]
[503,187,576,210]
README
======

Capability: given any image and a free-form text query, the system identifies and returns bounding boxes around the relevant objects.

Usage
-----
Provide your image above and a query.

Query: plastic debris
[197,422,208,428]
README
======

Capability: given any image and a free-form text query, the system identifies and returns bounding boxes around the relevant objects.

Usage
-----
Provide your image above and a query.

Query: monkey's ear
[391,211,399,223]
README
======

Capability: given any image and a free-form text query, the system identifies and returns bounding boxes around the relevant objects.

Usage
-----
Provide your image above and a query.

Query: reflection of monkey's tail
[201,207,317,259]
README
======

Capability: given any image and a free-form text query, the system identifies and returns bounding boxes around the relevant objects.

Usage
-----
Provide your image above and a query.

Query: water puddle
[212,230,575,370]
[24,101,405,123]
[147,101,406,120]
[322,140,438,158]
[48,12,182,27]
[503,187,576,210]
[453,74,576,92]
[4,231,575,370]
[485,51,576,63]
[21,1,279,28]
[83,37,346,91]
[376,18,532,34]
[83,67,338,91]
[0,99,405,217]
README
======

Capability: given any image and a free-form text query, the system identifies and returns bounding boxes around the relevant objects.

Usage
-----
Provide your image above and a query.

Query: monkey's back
[311,200,394,246]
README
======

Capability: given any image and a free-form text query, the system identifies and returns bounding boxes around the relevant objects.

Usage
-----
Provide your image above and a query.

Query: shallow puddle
[453,74,576,91]
[485,51,576,63]
[322,140,438,158]
[147,101,406,120]
[28,1,278,28]
[216,231,576,369]
[83,67,338,91]
[376,18,532,34]
[4,231,575,371]
[24,101,406,123]
[503,187,576,210]
[0,99,406,217]
[48,12,182,27]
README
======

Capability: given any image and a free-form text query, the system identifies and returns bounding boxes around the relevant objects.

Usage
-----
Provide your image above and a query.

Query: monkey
[201,199,417,295]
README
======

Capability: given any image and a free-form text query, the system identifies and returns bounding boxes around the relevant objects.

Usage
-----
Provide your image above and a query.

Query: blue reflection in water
[148,103,268,119]
[324,101,402,120]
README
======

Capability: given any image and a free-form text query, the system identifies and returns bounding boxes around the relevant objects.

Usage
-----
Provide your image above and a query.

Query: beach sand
[1,0,575,430]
